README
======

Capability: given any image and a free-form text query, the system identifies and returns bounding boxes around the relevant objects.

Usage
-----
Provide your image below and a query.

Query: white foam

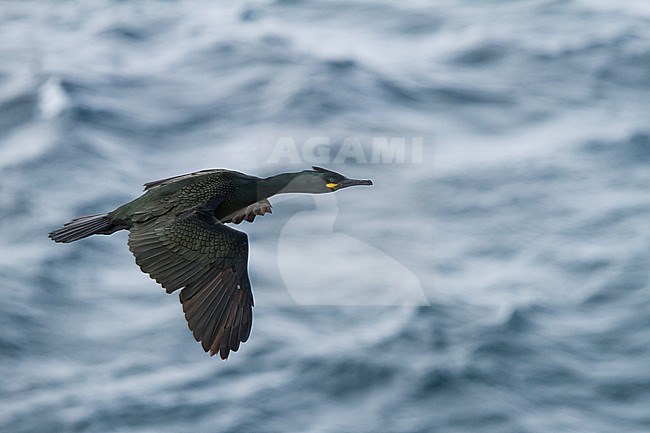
[37,76,68,119]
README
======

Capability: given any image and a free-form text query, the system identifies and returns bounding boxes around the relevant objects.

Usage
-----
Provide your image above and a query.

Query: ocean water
[1,1,649,432]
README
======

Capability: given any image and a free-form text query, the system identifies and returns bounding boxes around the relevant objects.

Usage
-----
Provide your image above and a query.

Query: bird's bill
[327,178,374,190]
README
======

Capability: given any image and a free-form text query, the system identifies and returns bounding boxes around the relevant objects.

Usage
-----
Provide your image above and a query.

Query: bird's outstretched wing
[221,199,273,224]
[127,201,253,360]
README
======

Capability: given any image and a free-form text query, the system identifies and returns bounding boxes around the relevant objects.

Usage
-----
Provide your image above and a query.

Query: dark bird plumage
[48,166,373,360]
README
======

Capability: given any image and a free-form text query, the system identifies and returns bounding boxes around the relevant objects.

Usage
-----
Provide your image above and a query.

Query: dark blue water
[2,1,649,432]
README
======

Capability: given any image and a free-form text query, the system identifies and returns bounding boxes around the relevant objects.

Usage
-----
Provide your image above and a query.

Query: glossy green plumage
[48,167,372,360]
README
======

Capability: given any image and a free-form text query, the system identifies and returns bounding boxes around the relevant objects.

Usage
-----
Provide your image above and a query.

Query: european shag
[48,166,373,360]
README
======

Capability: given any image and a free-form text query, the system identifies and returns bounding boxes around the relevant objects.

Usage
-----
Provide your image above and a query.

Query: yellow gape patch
[326,183,337,189]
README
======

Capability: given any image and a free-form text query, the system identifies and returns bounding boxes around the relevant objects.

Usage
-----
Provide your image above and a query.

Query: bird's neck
[256,172,306,199]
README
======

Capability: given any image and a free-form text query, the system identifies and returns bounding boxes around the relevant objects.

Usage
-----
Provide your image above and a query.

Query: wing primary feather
[200,271,238,353]
[230,300,244,351]
[183,271,225,330]
[191,278,226,350]
[187,273,229,339]
[218,296,241,359]
[195,273,233,343]
[220,305,239,360]
[207,275,240,356]
[241,307,252,342]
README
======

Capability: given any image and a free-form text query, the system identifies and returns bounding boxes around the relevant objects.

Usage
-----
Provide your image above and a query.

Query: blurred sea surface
[1,1,649,432]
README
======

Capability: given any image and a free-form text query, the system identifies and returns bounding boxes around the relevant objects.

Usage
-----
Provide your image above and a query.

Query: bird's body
[49,167,372,360]
[112,169,259,225]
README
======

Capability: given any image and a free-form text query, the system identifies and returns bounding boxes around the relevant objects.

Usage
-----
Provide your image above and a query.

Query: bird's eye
[328,177,338,183]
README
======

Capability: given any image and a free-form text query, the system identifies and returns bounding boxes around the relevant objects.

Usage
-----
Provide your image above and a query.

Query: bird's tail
[48,213,115,243]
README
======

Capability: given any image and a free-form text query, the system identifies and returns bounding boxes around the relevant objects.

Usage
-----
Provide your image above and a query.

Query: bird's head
[303,166,373,193]
[264,166,373,195]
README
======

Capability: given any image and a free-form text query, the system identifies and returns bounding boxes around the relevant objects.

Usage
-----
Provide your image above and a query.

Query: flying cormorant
[48,166,373,360]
